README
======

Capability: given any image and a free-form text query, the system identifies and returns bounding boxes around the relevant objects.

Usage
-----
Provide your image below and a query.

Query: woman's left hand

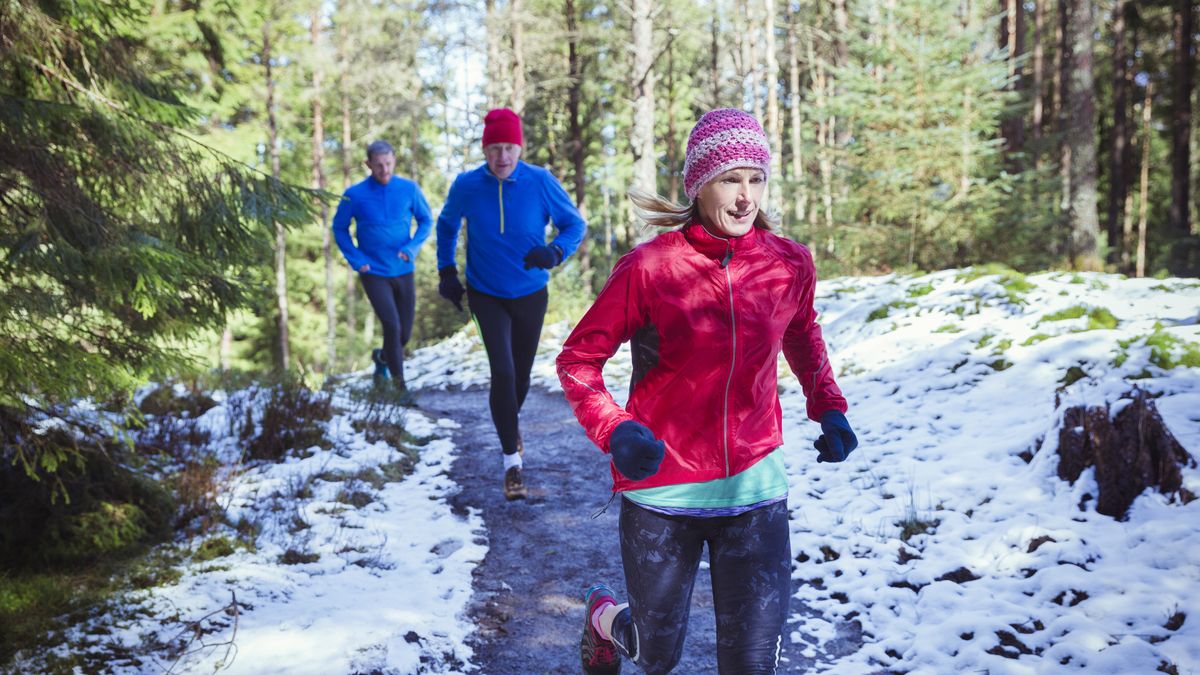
[815,411,858,463]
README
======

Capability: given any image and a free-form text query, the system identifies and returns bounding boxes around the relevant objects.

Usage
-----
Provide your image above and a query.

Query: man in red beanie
[436,108,587,500]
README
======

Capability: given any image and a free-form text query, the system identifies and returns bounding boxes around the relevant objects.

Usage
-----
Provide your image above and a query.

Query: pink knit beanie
[682,108,771,200]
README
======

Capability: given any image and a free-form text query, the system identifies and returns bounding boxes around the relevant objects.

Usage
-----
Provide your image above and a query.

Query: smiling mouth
[728,209,753,219]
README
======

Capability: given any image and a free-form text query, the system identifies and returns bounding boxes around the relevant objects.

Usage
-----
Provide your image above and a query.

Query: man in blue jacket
[333,140,433,403]
[436,108,587,500]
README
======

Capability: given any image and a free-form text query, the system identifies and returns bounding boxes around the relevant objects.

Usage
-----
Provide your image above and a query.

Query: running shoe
[371,348,390,379]
[580,584,621,674]
[503,466,527,500]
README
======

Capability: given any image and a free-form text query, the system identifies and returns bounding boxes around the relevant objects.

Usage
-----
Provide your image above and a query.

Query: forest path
[418,384,858,674]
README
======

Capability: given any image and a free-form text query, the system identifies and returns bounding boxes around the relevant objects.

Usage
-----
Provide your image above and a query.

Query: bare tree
[486,0,503,106]
[630,0,657,199]
[263,13,290,371]
[336,7,358,338]
[666,34,680,202]
[1170,0,1194,240]
[565,0,590,272]
[1055,0,1070,221]
[1137,83,1153,277]
[786,0,806,227]
[1107,0,1130,265]
[311,6,335,371]
[999,0,1026,167]
[1065,0,1101,270]
[512,0,527,113]
[765,0,782,214]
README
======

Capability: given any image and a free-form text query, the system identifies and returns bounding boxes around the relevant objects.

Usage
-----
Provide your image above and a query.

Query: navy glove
[815,410,858,463]
[522,244,563,270]
[438,266,465,311]
[609,420,666,481]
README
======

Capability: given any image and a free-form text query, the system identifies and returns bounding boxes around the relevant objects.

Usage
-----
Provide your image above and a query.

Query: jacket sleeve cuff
[598,412,636,454]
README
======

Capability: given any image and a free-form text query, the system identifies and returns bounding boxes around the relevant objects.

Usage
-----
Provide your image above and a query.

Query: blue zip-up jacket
[332,175,433,278]
[436,161,587,298]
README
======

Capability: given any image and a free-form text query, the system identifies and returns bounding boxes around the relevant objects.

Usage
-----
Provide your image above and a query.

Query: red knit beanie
[482,108,524,147]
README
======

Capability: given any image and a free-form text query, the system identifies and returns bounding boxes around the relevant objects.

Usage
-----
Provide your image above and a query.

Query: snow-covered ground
[33,386,484,674]
[413,268,1200,674]
[19,268,1200,674]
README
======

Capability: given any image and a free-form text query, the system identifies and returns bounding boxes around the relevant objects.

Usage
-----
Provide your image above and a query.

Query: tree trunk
[1055,0,1071,223]
[511,0,527,114]
[264,17,290,371]
[786,1,806,228]
[631,0,657,200]
[764,0,781,214]
[810,40,834,237]
[311,8,335,372]
[1137,83,1153,278]
[1032,0,1045,150]
[220,326,233,371]
[1107,0,1129,265]
[1170,0,1194,240]
[831,0,850,148]
[748,0,763,122]
[1065,0,1101,270]
[486,0,503,107]
[711,3,722,107]
[565,0,590,272]
[666,36,680,203]
[337,12,357,335]
[1000,0,1026,166]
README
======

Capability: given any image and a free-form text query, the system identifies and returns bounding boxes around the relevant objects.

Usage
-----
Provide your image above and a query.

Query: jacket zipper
[721,241,736,477]
[498,180,505,234]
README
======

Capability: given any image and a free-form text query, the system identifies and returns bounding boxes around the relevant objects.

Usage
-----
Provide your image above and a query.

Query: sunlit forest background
[2,0,1198,401]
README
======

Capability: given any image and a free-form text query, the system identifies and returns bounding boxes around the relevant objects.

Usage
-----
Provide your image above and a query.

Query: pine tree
[0,0,313,475]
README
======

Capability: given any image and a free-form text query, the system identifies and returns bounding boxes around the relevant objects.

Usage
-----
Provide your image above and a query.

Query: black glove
[815,410,858,463]
[609,420,665,481]
[438,266,465,311]
[522,244,563,270]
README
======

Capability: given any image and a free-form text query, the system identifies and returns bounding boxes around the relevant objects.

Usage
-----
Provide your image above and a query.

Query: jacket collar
[682,220,762,263]
[480,160,526,183]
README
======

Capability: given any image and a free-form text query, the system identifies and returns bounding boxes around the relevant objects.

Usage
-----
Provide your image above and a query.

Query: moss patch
[1041,305,1119,330]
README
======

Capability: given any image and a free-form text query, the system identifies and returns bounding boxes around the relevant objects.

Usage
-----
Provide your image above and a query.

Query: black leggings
[467,286,548,456]
[360,273,415,386]
[612,497,791,674]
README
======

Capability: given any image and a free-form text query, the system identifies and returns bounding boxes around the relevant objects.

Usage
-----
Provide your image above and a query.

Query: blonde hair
[627,188,779,231]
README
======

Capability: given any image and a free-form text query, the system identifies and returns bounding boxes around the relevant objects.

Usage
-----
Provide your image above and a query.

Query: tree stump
[1056,388,1195,519]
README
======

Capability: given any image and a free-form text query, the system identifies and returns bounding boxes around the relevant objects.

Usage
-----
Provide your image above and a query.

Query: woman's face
[695,168,766,238]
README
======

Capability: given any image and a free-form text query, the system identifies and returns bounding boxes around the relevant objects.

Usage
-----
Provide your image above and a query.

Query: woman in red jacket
[557,108,858,674]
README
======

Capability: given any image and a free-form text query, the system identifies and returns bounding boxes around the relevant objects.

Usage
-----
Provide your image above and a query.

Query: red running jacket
[557,221,847,493]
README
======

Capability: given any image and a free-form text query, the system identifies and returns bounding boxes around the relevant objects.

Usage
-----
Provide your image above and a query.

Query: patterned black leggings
[612,497,792,674]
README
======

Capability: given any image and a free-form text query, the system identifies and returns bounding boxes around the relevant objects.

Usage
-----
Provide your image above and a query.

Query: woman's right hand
[609,420,665,480]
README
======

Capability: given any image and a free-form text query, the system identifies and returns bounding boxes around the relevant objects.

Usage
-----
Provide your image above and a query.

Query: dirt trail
[419,385,858,674]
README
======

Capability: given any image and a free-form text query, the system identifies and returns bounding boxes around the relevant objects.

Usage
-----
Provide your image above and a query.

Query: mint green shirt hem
[624,448,788,509]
